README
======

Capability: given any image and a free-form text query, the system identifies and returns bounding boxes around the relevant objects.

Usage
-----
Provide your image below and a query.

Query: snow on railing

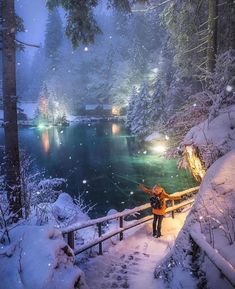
[190,225,235,288]
[62,186,199,255]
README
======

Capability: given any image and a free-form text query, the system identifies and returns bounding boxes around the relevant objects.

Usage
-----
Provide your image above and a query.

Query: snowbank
[155,150,235,289]
[0,225,88,289]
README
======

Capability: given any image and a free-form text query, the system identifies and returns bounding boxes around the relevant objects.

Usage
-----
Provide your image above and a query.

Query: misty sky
[16,0,48,59]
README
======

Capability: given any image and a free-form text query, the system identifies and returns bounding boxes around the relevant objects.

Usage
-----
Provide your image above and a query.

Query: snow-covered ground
[156,150,235,289]
[79,209,191,289]
[0,193,92,289]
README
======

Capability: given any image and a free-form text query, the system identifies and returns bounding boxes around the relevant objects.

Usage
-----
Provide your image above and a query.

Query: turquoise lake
[0,122,196,217]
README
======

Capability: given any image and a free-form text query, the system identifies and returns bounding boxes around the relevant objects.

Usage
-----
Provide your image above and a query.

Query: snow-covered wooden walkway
[79,211,188,289]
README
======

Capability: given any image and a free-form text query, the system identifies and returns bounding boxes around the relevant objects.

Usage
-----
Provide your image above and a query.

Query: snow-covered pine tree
[44,8,63,71]
[35,82,50,123]
[129,82,152,136]
[126,86,138,129]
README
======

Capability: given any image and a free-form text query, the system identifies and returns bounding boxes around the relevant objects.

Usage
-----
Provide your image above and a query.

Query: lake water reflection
[0,122,196,217]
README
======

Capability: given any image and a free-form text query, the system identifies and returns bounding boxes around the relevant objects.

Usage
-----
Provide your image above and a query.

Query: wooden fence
[61,186,199,255]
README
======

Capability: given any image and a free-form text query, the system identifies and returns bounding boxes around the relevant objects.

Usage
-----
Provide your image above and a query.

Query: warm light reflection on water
[112,123,121,135]
[42,130,50,153]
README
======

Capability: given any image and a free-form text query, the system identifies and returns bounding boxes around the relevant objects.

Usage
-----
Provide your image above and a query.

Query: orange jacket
[139,184,180,215]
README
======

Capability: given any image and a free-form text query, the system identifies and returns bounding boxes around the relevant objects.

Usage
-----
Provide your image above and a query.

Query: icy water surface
[0,122,196,217]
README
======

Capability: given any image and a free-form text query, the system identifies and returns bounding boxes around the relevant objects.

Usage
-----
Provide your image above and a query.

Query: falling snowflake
[226,85,233,92]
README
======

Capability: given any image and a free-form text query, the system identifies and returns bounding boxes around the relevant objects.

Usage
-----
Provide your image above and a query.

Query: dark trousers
[153,214,164,236]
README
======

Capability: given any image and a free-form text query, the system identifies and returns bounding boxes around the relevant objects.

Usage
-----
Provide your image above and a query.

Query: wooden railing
[61,186,199,255]
[190,225,235,288]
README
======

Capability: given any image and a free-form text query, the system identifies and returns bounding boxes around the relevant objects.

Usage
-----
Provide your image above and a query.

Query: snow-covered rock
[0,225,88,289]
[51,193,90,225]
[183,105,235,168]
[156,150,235,289]
[35,193,90,227]
[144,131,163,142]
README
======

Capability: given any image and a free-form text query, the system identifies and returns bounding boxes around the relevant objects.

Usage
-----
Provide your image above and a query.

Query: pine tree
[45,8,63,71]
[129,82,151,136]
[126,87,138,129]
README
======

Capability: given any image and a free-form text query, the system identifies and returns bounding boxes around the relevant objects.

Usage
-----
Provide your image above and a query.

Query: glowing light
[82,180,87,184]
[199,216,203,220]
[84,47,89,52]
[112,106,120,116]
[193,103,197,107]
[143,151,147,154]
[226,85,233,92]
[152,67,159,73]
[165,135,169,140]
[152,145,167,153]
[38,123,46,130]
[185,145,206,182]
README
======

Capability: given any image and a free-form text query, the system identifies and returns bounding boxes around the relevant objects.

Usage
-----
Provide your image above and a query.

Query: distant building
[102,104,112,110]
[85,104,99,111]
[82,104,124,116]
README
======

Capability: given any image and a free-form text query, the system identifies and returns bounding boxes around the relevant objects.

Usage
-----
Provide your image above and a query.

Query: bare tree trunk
[228,0,235,50]
[1,0,22,220]
[207,0,218,74]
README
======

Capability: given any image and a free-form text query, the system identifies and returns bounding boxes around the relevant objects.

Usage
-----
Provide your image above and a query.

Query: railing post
[119,216,123,241]
[97,223,103,255]
[68,231,75,249]
[171,200,175,219]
